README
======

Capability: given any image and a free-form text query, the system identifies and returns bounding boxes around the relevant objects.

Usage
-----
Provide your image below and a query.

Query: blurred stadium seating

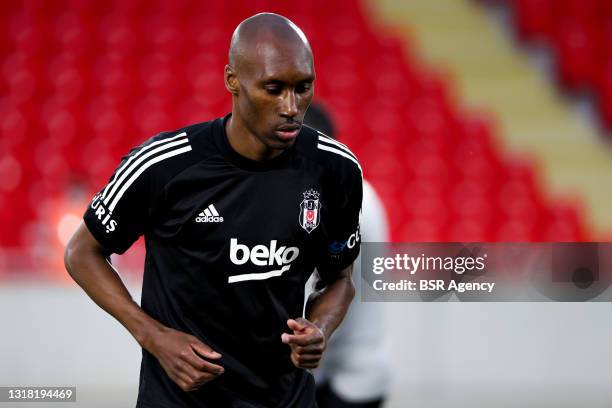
[510,0,612,131]
[0,0,593,280]
[3,3,612,408]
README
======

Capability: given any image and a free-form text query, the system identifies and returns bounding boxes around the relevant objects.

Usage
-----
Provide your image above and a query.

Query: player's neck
[225,114,283,162]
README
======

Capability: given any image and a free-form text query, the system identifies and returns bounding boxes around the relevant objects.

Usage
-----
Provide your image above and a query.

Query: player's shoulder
[120,119,218,185]
[139,119,215,151]
[297,125,362,178]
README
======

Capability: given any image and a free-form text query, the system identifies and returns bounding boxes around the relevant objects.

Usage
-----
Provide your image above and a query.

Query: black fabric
[83,115,362,408]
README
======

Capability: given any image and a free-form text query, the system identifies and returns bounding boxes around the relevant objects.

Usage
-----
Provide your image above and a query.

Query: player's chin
[267,135,297,150]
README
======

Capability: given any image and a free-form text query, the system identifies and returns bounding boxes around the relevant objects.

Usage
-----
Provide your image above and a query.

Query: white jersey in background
[306,180,390,402]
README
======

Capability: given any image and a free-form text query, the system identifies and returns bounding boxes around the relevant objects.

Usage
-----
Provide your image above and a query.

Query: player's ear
[225,64,239,95]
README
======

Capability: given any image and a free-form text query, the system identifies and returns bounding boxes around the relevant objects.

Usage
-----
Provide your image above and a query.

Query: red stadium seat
[553,0,598,23]
[514,0,554,41]
[0,0,594,260]
[597,60,612,131]
[553,18,597,90]
[511,0,612,132]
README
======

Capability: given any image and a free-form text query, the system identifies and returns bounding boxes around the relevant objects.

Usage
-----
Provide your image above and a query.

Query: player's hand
[147,327,224,392]
[281,318,326,369]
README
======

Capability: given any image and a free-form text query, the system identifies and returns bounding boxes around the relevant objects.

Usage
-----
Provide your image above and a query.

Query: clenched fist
[281,318,326,369]
[147,327,224,392]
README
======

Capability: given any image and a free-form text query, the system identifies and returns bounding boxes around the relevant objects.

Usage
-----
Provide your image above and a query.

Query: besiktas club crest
[299,189,321,234]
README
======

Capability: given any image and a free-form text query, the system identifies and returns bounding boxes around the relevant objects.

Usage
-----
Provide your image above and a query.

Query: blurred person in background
[304,103,390,408]
[64,13,363,408]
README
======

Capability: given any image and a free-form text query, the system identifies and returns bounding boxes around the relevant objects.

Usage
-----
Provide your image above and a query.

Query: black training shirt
[83,114,363,408]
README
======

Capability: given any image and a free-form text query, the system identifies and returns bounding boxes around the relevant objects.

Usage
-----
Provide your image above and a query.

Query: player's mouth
[275,124,301,141]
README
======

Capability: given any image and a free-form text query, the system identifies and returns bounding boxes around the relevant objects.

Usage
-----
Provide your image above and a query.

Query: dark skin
[64,224,224,392]
[283,266,354,369]
[64,12,355,392]
[224,14,315,160]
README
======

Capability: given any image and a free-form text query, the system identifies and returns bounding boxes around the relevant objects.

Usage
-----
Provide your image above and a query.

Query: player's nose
[279,90,298,118]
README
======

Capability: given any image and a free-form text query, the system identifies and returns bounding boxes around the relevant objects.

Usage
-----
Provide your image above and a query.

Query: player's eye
[296,82,312,94]
[264,85,283,95]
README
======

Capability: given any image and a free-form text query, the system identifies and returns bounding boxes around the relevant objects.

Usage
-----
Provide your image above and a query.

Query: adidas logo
[195,204,224,223]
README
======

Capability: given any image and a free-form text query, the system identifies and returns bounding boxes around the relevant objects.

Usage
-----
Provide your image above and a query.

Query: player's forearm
[305,264,355,341]
[64,226,166,349]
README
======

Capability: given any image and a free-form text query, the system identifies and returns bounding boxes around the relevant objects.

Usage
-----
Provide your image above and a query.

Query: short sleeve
[83,148,152,254]
[82,130,193,254]
[316,161,363,276]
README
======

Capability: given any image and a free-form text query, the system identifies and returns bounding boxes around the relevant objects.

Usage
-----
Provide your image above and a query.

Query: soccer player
[64,12,363,408]
[305,104,390,408]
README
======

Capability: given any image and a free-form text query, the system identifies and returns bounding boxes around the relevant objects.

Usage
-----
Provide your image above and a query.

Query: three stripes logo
[315,131,362,175]
[195,204,224,223]
[91,131,192,234]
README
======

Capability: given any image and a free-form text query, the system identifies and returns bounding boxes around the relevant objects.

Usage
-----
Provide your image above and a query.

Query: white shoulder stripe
[108,145,192,211]
[103,137,189,206]
[317,131,351,150]
[317,137,358,161]
[317,143,363,174]
[102,132,187,199]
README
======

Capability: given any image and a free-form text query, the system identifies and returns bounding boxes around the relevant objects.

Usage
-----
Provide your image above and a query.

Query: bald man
[65,13,363,408]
